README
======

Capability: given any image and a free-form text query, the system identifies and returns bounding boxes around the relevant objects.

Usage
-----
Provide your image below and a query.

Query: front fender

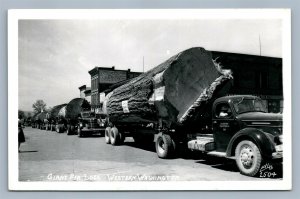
[226,127,276,159]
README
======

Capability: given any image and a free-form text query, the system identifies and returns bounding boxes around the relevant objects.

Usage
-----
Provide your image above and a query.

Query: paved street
[19,127,282,182]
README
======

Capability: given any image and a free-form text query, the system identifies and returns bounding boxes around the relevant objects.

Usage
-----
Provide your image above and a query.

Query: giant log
[65,98,90,120]
[106,47,233,127]
[47,103,67,120]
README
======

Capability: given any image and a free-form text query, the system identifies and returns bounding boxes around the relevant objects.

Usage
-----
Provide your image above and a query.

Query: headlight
[275,144,283,152]
[279,135,283,143]
[79,123,83,127]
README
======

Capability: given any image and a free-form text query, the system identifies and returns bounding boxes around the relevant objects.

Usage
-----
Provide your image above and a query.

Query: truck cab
[187,95,283,176]
[77,111,107,137]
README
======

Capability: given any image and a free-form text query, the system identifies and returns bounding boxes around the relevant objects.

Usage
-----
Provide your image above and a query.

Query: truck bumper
[272,144,283,159]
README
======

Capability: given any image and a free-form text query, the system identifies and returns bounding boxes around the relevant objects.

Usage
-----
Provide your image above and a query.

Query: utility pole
[143,56,145,73]
[259,34,262,56]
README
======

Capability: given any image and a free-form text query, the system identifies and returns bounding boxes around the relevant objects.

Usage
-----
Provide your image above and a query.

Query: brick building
[88,66,141,113]
[211,51,283,113]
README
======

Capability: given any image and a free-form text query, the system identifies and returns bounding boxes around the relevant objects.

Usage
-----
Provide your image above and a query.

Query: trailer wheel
[105,127,111,144]
[156,133,174,159]
[110,127,120,146]
[235,140,262,177]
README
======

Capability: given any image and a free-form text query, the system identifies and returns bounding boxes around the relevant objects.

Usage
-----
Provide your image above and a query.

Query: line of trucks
[31,47,283,177]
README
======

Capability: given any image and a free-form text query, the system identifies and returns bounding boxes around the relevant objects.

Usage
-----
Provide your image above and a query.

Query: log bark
[106,47,233,127]
[48,104,67,120]
[65,98,90,120]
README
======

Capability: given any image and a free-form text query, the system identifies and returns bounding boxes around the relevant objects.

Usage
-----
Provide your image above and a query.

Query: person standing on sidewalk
[18,119,25,152]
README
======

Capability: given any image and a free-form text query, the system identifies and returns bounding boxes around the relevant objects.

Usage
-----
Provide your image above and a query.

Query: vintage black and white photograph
[8,9,291,190]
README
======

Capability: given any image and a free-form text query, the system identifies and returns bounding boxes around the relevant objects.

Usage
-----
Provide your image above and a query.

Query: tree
[32,100,47,114]
[18,110,25,119]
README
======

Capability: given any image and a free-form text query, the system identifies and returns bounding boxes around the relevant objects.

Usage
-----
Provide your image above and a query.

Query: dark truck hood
[236,112,283,136]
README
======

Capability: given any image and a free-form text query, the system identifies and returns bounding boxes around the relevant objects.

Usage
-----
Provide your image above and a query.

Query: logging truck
[102,47,283,176]
[104,95,282,177]
[77,111,107,137]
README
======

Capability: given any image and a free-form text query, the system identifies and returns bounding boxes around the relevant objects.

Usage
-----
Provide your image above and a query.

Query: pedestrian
[18,119,25,152]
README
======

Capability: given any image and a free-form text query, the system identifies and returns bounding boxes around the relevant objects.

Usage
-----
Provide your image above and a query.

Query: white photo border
[8,9,292,191]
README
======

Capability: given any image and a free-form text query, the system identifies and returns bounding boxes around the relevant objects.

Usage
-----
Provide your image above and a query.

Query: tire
[56,125,59,133]
[67,125,73,135]
[110,127,120,146]
[235,140,263,177]
[78,128,83,137]
[57,125,63,133]
[119,131,125,145]
[155,133,174,159]
[70,125,75,134]
[105,127,111,144]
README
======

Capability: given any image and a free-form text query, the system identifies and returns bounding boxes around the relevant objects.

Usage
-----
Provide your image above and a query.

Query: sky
[18,19,282,112]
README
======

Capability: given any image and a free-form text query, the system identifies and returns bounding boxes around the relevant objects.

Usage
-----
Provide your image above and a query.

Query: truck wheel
[67,126,74,135]
[58,125,64,133]
[78,128,83,137]
[56,125,59,133]
[110,127,120,146]
[119,131,125,144]
[105,127,111,144]
[156,133,174,159]
[235,140,262,177]
[70,125,75,134]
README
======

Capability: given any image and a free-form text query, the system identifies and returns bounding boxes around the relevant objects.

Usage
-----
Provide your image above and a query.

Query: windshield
[232,98,267,114]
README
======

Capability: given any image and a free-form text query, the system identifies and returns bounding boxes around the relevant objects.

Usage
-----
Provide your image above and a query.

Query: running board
[188,138,215,152]
[206,151,227,158]
[206,151,236,159]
